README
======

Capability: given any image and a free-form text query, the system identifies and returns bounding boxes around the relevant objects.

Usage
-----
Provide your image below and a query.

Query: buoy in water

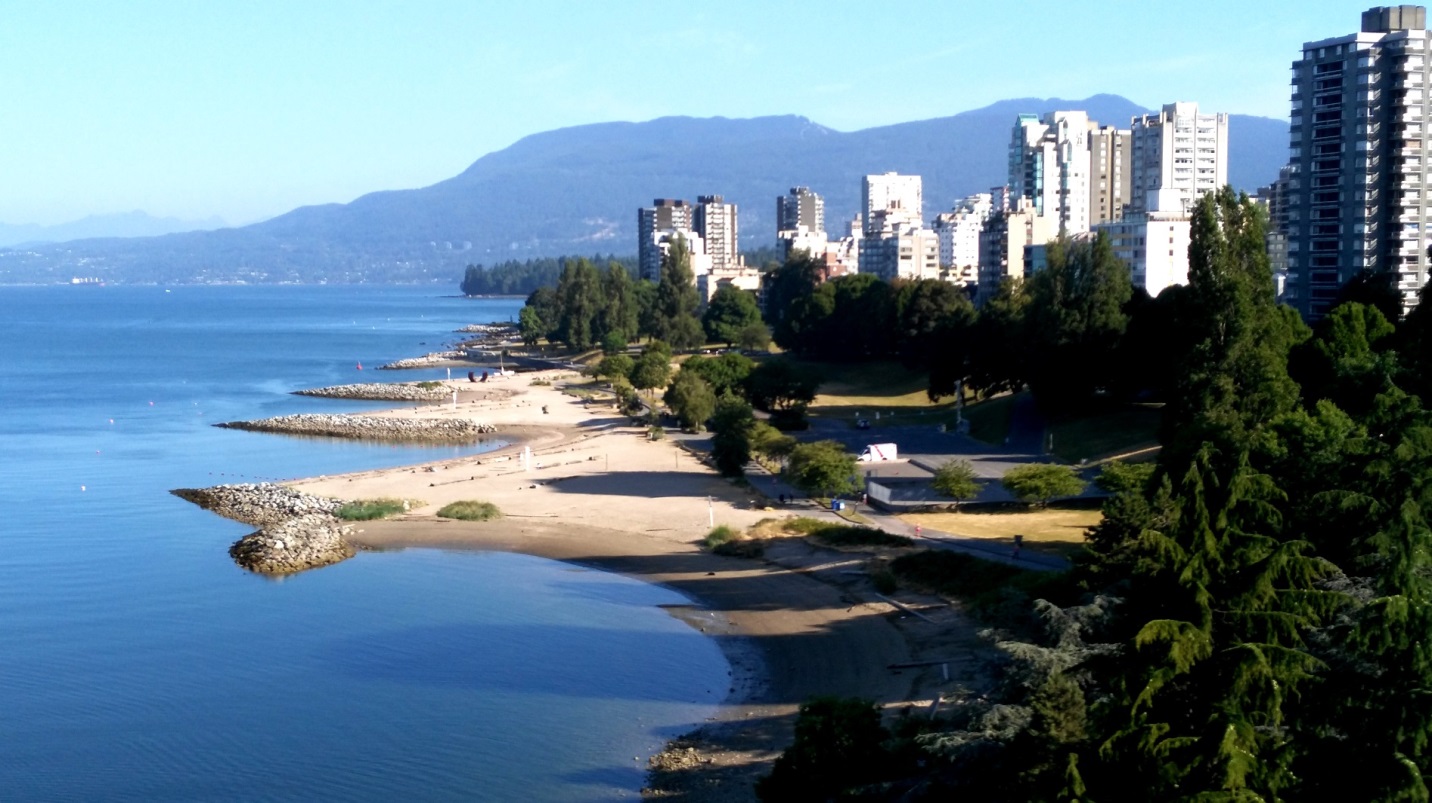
[357,362,363,370]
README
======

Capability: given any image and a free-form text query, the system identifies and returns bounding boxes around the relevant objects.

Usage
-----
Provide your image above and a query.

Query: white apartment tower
[933,193,993,270]
[1128,102,1229,217]
[638,199,694,281]
[694,195,739,273]
[1286,5,1432,319]
[862,173,923,232]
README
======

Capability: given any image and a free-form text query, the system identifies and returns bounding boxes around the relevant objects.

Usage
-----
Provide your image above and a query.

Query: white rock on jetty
[170,483,355,575]
[293,382,453,402]
[215,413,496,441]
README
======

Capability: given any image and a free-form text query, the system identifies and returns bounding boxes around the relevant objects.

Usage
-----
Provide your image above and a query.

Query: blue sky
[1,1,1358,227]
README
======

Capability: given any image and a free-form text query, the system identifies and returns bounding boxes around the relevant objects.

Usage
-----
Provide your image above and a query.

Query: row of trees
[459,254,636,296]
[517,240,767,352]
[796,187,1432,800]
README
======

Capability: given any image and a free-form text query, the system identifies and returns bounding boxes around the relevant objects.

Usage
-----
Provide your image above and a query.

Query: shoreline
[207,369,957,800]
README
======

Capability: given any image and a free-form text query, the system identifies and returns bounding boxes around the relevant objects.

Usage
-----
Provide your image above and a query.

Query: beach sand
[285,370,976,800]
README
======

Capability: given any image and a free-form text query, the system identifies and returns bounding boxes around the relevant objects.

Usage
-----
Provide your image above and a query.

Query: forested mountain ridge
[0,95,1289,285]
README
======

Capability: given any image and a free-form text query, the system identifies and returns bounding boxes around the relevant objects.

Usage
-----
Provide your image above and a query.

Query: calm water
[0,285,729,801]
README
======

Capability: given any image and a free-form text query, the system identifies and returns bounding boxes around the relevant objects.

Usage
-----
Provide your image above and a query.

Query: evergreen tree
[553,257,603,349]
[597,262,639,346]
[965,277,1030,398]
[652,236,704,349]
[765,249,826,348]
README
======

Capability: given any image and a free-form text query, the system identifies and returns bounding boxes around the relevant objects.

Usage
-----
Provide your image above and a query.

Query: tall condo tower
[1286,5,1432,319]
[777,186,826,234]
[694,195,739,272]
[862,173,923,233]
[1128,102,1228,217]
[638,199,693,281]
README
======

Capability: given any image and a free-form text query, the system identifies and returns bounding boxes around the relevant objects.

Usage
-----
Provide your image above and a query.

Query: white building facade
[1128,102,1229,217]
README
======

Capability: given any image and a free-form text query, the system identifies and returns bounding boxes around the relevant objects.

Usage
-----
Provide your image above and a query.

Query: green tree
[553,257,604,349]
[652,236,705,349]
[964,277,1030,398]
[786,440,858,497]
[896,278,976,370]
[702,285,762,346]
[737,321,772,352]
[663,372,717,432]
[932,459,980,509]
[709,394,756,476]
[597,262,639,346]
[765,249,826,348]
[629,342,672,398]
[1024,232,1132,410]
[747,359,821,427]
[518,304,546,347]
[679,352,753,399]
[594,353,633,382]
[757,697,892,802]
[749,421,797,463]
[1000,463,1085,507]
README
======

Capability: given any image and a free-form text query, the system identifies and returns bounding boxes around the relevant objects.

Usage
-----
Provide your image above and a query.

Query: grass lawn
[899,508,1101,560]
[963,393,1017,444]
[1049,404,1162,463]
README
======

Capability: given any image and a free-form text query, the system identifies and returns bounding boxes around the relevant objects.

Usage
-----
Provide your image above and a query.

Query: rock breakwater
[215,413,496,441]
[294,382,452,402]
[170,483,356,574]
[378,351,466,369]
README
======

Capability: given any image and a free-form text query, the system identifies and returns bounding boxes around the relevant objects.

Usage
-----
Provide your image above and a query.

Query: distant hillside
[0,211,227,248]
[0,96,1289,285]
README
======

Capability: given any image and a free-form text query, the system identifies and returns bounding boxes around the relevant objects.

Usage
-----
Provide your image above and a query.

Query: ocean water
[0,285,729,801]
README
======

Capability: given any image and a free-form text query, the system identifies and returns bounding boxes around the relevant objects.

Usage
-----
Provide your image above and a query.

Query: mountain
[0,211,228,248]
[0,95,1289,285]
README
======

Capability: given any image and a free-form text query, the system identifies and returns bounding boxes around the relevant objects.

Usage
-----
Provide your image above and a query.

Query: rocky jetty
[171,482,344,526]
[215,413,496,441]
[170,483,355,575]
[228,514,356,574]
[294,382,452,402]
[378,351,466,369]
[455,323,513,334]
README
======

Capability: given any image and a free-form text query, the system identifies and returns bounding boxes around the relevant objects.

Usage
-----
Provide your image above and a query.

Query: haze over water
[0,285,729,801]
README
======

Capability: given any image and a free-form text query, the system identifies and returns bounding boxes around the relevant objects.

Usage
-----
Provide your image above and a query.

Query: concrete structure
[977,200,1058,302]
[1285,5,1432,318]
[777,186,825,234]
[637,199,693,281]
[1128,102,1229,218]
[1096,189,1194,296]
[933,193,993,272]
[694,195,739,273]
[862,173,923,232]
[697,264,764,303]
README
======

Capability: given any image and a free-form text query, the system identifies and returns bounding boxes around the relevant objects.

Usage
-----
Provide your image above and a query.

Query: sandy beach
[284,370,973,800]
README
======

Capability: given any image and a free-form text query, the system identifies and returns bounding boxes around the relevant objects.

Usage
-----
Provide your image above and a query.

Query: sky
[0,1,1363,227]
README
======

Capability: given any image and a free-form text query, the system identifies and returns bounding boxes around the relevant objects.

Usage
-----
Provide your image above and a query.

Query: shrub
[703,524,739,549]
[757,697,893,801]
[415,381,443,390]
[529,378,551,386]
[871,566,898,595]
[335,498,413,521]
[436,500,502,521]
[714,538,766,558]
[811,525,913,549]
[647,425,665,441]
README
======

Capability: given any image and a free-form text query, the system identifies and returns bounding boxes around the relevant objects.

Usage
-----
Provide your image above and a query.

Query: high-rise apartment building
[777,186,825,234]
[1128,102,1228,217]
[694,195,739,273]
[1009,111,1129,234]
[638,199,694,281]
[862,173,923,232]
[1285,5,1432,319]
[933,193,993,271]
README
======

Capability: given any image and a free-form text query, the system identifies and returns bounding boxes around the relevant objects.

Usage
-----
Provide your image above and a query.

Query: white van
[858,443,898,462]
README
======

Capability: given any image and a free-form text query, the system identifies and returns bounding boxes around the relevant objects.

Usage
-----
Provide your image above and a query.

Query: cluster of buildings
[637,5,1432,322]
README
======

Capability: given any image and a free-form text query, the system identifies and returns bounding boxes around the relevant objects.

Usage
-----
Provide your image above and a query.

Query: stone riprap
[294,382,452,402]
[171,482,344,526]
[171,483,356,574]
[228,514,357,574]
[378,351,465,369]
[215,413,496,441]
